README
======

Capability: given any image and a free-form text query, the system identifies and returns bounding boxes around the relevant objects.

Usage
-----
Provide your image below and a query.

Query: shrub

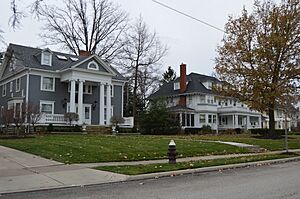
[140,99,181,135]
[184,128,202,134]
[250,128,285,138]
[47,123,54,132]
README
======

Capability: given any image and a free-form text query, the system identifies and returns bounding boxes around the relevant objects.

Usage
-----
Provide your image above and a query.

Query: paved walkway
[0,146,127,194]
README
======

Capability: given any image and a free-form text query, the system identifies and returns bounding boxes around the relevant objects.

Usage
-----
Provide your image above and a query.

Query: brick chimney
[180,63,187,93]
[79,50,91,57]
[179,63,187,106]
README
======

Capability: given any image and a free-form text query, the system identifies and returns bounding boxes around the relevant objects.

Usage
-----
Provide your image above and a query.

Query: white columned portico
[107,84,111,125]
[78,80,84,125]
[99,83,105,125]
[247,116,251,129]
[258,116,262,128]
[70,79,76,113]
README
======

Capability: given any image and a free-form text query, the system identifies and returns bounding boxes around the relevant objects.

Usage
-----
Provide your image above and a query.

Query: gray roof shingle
[7,43,126,81]
[149,73,220,98]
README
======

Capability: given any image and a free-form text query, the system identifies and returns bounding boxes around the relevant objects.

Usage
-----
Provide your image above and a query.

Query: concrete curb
[126,156,300,182]
[1,156,299,196]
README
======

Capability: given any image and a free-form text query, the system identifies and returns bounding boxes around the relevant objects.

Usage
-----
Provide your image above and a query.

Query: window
[111,85,114,97]
[213,115,216,124]
[16,78,20,92]
[40,101,54,114]
[199,95,205,103]
[83,85,93,94]
[41,77,55,91]
[0,106,4,117]
[87,61,99,70]
[10,82,13,92]
[104,107,107,121]
[41,52,52,66]
[174,82,180,90]
[191,114,195,127]
[199,114,206,123]
[188,96,192,103]
[208,115,212,123]
[56,55,68,60]
[2,84,6,96]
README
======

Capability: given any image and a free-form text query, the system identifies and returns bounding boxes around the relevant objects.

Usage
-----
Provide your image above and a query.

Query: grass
[95,153,300,175]
[183,134,300,151]
[0,134,249,164]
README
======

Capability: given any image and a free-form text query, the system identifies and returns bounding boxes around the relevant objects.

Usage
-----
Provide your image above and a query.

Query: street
[1,161,300,199]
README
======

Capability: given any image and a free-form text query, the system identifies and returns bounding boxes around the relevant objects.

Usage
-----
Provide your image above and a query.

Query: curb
[126,156,300,182]
[1,156,300,196]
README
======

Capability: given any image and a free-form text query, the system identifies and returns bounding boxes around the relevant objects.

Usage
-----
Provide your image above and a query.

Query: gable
[0,51,25,79]
[72,56,116,75]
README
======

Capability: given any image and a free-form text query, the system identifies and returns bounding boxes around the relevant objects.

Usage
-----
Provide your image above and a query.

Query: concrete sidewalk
[75,149,300,168]
[0,146,127,194]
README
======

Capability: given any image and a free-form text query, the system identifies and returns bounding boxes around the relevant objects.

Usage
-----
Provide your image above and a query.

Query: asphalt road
[1,161,300,199]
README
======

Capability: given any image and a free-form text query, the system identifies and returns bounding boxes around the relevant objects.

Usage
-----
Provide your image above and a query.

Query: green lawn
[0,135,249,164]
[96,153,299,175]
[185,134,300,151]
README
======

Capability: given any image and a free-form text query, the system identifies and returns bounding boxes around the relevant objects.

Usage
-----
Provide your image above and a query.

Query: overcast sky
[0,0,280,76]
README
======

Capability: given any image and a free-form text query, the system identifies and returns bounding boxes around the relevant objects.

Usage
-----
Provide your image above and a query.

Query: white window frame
[15,78,21,92]
[174,82,180,90]
[41,52,52,66]
[10,81,13,92]
[2,84,6,96]
[40,101,55,114]
[87,61,99,70]
[199,114,206,123]
[41,76,55,92]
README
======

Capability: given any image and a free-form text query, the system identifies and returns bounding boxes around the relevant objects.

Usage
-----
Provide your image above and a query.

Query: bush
[47,124,54,132]
[184,128,202,134]
[140,99,181,135]
[250,128,285,138]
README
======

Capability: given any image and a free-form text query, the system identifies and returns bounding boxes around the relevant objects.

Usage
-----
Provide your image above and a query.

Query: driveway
[0,146,127,194]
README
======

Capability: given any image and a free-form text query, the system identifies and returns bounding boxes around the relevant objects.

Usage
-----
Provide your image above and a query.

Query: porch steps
[85,126,111,134]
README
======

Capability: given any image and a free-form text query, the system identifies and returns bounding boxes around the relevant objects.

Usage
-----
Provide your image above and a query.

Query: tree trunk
[132,64,139,125]
[268,104,276,138]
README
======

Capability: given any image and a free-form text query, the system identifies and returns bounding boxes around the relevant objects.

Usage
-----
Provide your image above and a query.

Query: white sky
[0,0,280,76]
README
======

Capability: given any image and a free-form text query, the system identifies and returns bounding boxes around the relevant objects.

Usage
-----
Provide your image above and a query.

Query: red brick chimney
[180,63,187,93]
[179,63,187,106]
[79,50,91,57]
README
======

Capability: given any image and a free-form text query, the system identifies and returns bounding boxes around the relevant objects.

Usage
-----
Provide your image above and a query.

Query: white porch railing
[119,117,134,128]
[39,114,66,124]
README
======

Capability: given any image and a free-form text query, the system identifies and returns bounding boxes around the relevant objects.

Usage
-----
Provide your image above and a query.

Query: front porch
[218,114,261,130]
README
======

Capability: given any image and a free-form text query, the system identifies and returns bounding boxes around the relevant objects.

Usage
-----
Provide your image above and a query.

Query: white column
[258,116,262,128]
[233,115,235,128]
[70,79,76,113]
[247,116,251,129]
[99,83,105,125]
[78,80,84,125]
[107,84,111,125]
[235,115,238,128]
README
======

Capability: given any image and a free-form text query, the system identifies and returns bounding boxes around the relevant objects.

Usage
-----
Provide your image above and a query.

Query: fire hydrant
[168,140,177,164]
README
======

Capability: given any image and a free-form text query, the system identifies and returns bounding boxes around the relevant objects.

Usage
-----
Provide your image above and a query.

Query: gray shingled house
[150,64,262,130]
[0,43,126,126]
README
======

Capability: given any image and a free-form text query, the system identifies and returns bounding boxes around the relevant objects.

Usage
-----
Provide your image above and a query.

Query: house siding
[112,85,122,117]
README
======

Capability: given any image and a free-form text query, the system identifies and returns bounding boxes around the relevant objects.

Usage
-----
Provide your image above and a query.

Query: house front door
[83,104,92,125]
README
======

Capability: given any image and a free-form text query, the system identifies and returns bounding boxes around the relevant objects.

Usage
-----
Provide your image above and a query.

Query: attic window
[57,55,68,60]
[174,82,180,90]
[87,61,99,70]
[41,52,52,66]
[70,57,78,62]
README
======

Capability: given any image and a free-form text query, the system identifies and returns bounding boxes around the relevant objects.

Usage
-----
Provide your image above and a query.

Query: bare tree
[26,103,42,132]
[34,0,128,61]
[119,15,167,121]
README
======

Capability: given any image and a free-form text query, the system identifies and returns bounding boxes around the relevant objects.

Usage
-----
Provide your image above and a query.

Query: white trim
[0,71,27,86]
[40,100,55,114]
[2,84,6,97]
[25,73,29,104]
[9,81,13,92]
[111,85,114,97]
[15,78,21,92]
[87,61,99,71]
[40,76,55,92]
[41,51,52,66]
[121,83,124,117]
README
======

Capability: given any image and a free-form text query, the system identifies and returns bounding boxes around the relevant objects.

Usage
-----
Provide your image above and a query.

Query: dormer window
[174,82,180,90]
[41,52,52,66]
[88,61,99,70]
